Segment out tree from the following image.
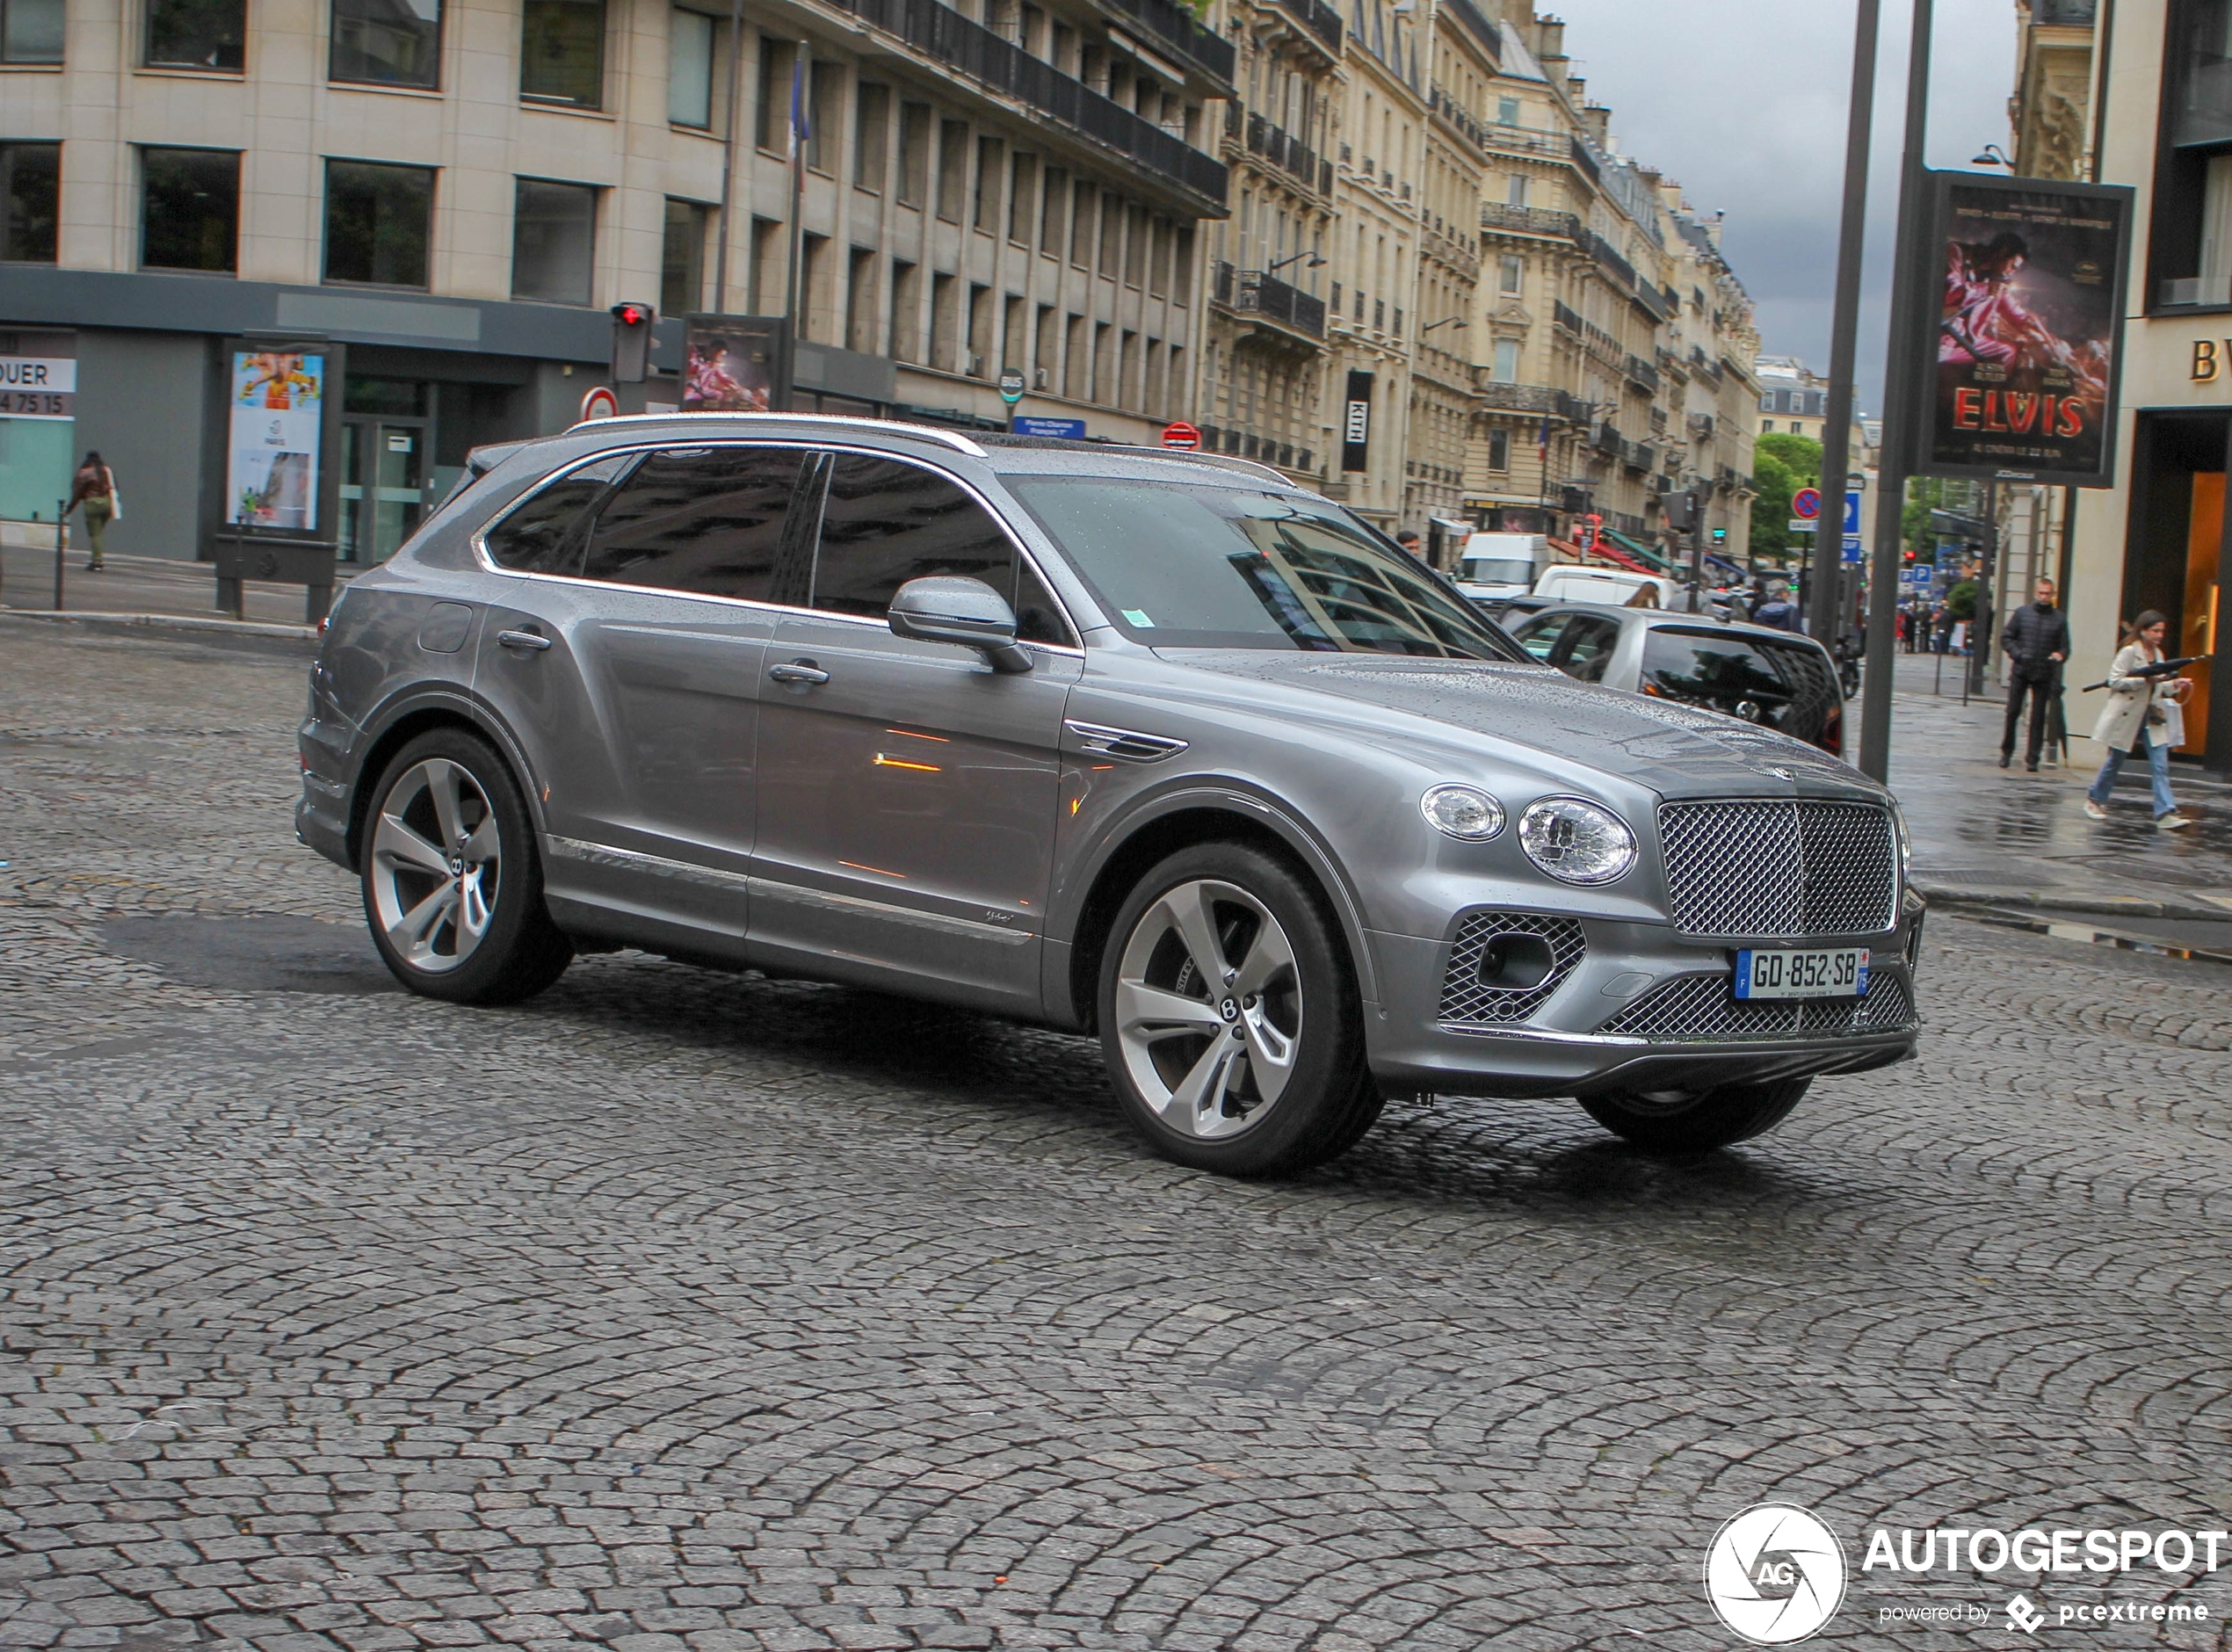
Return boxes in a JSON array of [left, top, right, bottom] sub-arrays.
[[1756, 431, 1823, 489], [1750, 450, 1796, 560]]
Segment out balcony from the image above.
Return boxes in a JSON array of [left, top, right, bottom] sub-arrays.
[[1477, 380, 1590, 423], [1688, 412, 1716, 439], [1622, 353, 1660, 393], [1482, 202, 1580, 239], [1211, 262, 1327, 338], [1095, 0, 1235, 89], [1277, 0, 1343, 51], [1625, 441, 1656, 472], [1689, 345, 1724, 385], [828, 0, 1228, 208], [1592, 421, 1625, 454], [1552, 299, 1584, 334], [1243, 112, 1329, 195], [1572, 226, 1637, 292]]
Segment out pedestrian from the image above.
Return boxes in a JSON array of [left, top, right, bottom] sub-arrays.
[[1751, 578, 1801, 632], [1998, 576, 2070, 772], [1395, 528, 1423, 560], [2084, 610, 2193, 830], [67, 451, 119, 572]]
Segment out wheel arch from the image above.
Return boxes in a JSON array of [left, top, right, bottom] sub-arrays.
[[1061, 786, 1381, 1035], [345, 691, 545, 867]]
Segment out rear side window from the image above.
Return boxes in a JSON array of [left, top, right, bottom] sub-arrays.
[[811, 453, 1051, 632], [1641, 627, 1842, 742], [1556, 615, 1622, 683], [582, 446, 807, 599], [482, 453, 630, 575]]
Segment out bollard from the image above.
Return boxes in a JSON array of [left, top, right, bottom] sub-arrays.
[[54, 497, 66, 612]]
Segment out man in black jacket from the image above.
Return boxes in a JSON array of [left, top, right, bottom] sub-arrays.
[[2000, 577, 2071, 771]]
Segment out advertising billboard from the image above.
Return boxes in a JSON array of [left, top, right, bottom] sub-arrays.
[[1917, 172, 2134, 488], [681, 315, 788, 412], [227, 347, 328, 532]]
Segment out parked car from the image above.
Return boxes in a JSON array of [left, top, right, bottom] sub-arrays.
[[299, 415, 1920, 1174], [1505, 603, 1848, 757], [1533, 564, 1678, 608]]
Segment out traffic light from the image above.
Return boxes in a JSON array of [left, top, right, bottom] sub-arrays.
[[1663, 489, 1699, 533], [1710, 526, 1728, 545], [610, 301, 656, 382]]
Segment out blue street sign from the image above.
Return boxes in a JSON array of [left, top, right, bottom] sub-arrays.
[[1842, 534, 1864, 565], [1844, 491, 1862, 534], [1012, 416, 1086, 438]]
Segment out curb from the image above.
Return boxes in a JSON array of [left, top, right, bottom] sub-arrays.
[[0, 608, 319, 642], [1915, 879, 2232, 923]]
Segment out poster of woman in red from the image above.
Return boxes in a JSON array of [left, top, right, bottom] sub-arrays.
[[1924, 176, 2131, 487]]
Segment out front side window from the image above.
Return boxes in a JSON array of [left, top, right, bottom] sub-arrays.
[[583, 446, 806, 598], [668, 7, 714, 126], [511, 177, 596, 304], [146, 0, 243, 68], [810, 453, 1015, 619], [331, 0, 439, 86], [0, 142, 60, 262], [1009, 478, 1525, 659], [2, 0, 63, 62], [141, 147, 239, 272], [520, 0, 603, 105], [324, 160, 433, 287]]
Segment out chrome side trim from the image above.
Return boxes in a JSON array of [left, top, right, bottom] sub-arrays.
[[547, 834, 753, 894], [1063, 720, 1190, 762], [1435, 1023, 1650, 1047], [748, 876, 1036, 946], [562, 411, 989, 457]]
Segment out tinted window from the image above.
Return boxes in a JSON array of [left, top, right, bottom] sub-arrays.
[[1008, 477, 1524, 659], [1554, 615, 1622, 683], [482, 453, 629, 574], [582, 445, 805, 598], [1506, 612, 1564, 661], [1640, 626, 1842, 744], [812, 454, 1018, 619]]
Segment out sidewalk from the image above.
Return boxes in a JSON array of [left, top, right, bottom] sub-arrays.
[[0, 540, 352, 629], [1876, 649, 2232, 937]]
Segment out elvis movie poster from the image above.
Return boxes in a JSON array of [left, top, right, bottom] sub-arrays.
[[1920, 172, 2133, 488], [679, 315, 786, 413]]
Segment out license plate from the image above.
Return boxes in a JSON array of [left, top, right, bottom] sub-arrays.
[[1734, 946, 1870, 1000]]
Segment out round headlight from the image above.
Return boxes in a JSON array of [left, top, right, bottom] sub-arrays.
[[1518, 797, 1636, 884], [1421, 783, 1505, 841]]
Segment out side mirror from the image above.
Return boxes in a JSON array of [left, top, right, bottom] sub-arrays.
[[888, 576, 1033, 673]]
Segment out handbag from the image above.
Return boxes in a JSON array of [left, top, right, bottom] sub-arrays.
[[105, 471, 123, 524]]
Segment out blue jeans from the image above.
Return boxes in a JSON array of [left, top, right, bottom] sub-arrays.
[[2089, 727, 2178, 817]]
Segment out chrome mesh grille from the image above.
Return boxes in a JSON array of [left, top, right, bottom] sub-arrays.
[[1438, 911, 1587, 1025], [1599, 970, 1917, 1042], [1658, 800, 1899, 938]]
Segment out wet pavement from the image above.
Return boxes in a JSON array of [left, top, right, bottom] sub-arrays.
[[0, 545, 344, 630]]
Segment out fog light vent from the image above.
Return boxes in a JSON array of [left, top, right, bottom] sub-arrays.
[[1439, 912, 1586, 1025]]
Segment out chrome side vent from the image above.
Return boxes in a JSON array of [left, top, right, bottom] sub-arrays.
[[1063, 721, 1189, 763]]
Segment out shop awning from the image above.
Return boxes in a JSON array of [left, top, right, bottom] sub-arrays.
[[1603, 528, 1673, 571]]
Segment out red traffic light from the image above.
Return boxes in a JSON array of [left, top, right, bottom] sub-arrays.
[[612, 302, 651, 327]]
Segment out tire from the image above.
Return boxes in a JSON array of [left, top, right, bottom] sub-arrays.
[[359, 728, 573, 1005], [1580, 1076, 1811, 1155], [1097, 842, 1379, 1176]]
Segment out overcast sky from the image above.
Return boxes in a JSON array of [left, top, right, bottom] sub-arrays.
[[1551, 0, 2019, 413]]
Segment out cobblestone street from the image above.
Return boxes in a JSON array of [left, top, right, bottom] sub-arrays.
[[4, 616, 2231, 1650]]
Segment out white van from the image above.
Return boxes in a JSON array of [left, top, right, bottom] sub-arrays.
[[1453, 533, 1551, 599], [1533, 564, 1678, 608]]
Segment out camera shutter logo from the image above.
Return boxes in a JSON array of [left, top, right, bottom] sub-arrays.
[[1703, 1504, 1848, 1644]]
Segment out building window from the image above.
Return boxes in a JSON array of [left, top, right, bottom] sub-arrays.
[[808, 61, 840, 172], [1488, 429, 1510, 470], [895, 101, 929, 204], [1492, 338, 1519, 381], [331, 0, 438, 86], [1761, 419, 1773, 432], [520, 0, 603, 107], [1496, 95, 1519, 125], [0, 142, 59, 262], [755, 37, 794, 152], [323, 160, 433, 287], [1008, 152, 1036, 244], [145, 0, 244, 69], [973, 135, 1002, 230], [669, 8, 714, 127], [511, 177, 597, 304], [141, 147, 238, 272], [936, 119, 967, 221], [1498, 253, 1522, 295], [1505, 172, 1527, 207], [853, 83, 888, 188], [662, 198, 708, 315], [2, 0, 63, 62]]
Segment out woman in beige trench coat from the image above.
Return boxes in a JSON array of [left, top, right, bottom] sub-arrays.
[[2084, 611, 2192, 830]]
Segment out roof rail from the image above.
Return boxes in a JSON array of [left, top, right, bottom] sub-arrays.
[[561, 410, 989, 458]]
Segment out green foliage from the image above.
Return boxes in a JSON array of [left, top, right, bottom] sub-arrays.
[[1755, 432, 1823, 489], [1750, 450, 1795, 559], [1946, 579, 1978, 621]]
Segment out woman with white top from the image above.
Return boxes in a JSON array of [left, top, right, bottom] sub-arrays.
[[2084, 610, 2193, 830]]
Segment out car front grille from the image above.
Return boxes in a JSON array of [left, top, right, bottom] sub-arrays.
[[1599, 970, 1917, 1042], [1658, 800, 1899, 938], [1438, 911, 1587, 1025]]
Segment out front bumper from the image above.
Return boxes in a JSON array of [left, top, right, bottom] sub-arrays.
[[1362, 903, 1923, 1099]]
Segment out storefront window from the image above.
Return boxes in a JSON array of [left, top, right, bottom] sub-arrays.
[[324, 160, 434, 288], [511, 177, 597, 304], [141, 147, 239, 272], [2, 0, 63, 63], [144, 0, 244, 69], [330, 0, 440, 87], [520, 0, 603, 106], [0, 143, 59, 262]]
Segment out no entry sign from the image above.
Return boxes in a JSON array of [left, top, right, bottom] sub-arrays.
[[1161, 421, 1202, 451]]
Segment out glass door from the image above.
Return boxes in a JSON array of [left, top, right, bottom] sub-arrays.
[[340, 416, 429, 563]]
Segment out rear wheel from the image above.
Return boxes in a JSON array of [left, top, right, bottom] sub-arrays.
[[360, 728, 572, 1004], [1580, 1076, 1811, 1155], [1098, 843, 1380, 1176]]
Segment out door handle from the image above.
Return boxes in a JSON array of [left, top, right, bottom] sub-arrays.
[[768, 660, 830, 685], [497, 629, 553, 652]]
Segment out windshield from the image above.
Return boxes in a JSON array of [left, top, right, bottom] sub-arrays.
[[1007, 477, 1526, 659], [1459, 558, 1534, 586]]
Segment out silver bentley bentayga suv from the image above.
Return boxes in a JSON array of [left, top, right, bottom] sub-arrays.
[[298, 414, 1922, 1174]]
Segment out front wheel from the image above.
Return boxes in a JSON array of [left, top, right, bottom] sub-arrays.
[[1580, 1076, 1811, 1155], [1097, 843, 1380, 1177], [360, 728, 573, 1004]]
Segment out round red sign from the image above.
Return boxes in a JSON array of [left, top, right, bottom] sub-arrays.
[[1161, 421, 1203, 451], [579, 386, 620, 422]]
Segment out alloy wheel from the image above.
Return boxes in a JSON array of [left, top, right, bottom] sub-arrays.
[[368, 757, 501, 974], [1112, 878, 1303, 1139]]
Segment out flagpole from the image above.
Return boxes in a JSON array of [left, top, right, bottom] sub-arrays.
[[784, 45, 809, 411]]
